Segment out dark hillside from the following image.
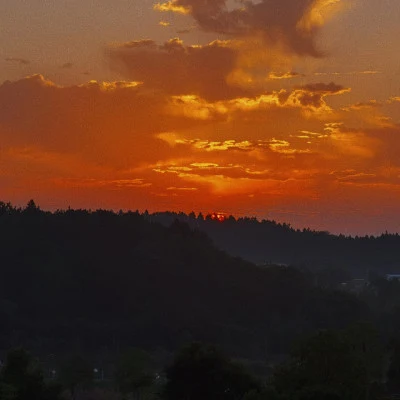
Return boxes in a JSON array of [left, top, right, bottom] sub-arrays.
[[149, 212, 400, 277], [0, 202, 368, 360]]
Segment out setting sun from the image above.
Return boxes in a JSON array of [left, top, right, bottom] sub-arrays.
[[210, 213, 227, 222]]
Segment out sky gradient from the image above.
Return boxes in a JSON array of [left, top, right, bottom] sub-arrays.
[[1, 0, 400, 235]]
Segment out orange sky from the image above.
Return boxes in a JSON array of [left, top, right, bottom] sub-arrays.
[[1, 0, 400, 235]]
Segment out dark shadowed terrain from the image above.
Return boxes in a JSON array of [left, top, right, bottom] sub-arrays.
[[0, 201, 377, 360]]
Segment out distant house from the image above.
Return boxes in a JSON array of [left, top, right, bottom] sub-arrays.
[[257, 262, 289, 268], [339, 278, 367, 294], [385, 274, 400, 281]]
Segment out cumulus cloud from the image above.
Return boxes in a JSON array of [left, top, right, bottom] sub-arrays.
[[285, 82, 350, 109], [2, 75, 346, 174], [163, 83, 350, 123], [296, 82, 347, 93], [154, 1, 191, 14], [268, 72, 303, 80], [106, 0, 349, 104], [344, 100, 381, 109], [314, 70, 382, 77], [110, 1, 346, 99], [107, 38, 252, 101], [120, 39, 157, 49], [154, 0, 343, 56]]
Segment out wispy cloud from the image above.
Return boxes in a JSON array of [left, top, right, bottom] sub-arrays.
[[5, 57, 30, 65]]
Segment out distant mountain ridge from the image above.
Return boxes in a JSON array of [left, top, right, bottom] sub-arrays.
[[149, 211, 400, 277]]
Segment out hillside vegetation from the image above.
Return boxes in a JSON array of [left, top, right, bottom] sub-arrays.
[[0, 201, 372, 360]]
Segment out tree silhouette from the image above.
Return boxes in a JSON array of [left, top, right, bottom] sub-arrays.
[[0, 348, 60, 400], [23, 200, 40, 215], [58, 355, 93, 400], [114, 348, 155, 400], [272, 328, 384, 400], [164, 343, 259, 400]]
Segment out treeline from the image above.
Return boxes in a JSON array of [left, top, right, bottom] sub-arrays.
[[3, 331, 400, 400], [149, 211, 400, 276]]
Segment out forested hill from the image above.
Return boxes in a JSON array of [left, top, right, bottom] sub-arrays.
[[0, 201, 368, 360], [149, 211, 400, 277]]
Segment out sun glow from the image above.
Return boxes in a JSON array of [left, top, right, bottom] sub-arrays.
[[210, 212, 227, 222]]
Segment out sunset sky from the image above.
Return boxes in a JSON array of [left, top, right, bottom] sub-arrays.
[[1, 0, 400, 235]]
